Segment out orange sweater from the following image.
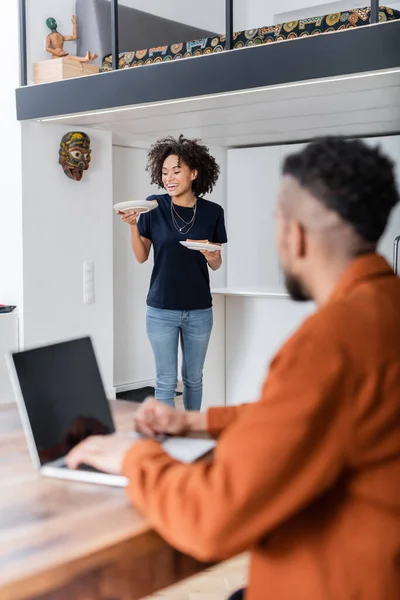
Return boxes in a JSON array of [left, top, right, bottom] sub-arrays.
[[123, 254, 400, 600]]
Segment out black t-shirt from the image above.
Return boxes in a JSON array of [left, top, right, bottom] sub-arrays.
[[138, 194, 227, 310]]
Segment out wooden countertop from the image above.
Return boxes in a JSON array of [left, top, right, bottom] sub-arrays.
[[0, 400, 208, 600]]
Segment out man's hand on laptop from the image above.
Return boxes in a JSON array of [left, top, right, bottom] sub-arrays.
[[133, 397, 207, 437], [65, 399, 208, 475], [65, 433, 135, 475]]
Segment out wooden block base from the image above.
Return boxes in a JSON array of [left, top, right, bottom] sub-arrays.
[[33, 58, 100, 84]]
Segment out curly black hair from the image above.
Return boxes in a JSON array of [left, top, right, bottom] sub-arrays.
[[282, 137, 399, 243], [146, 134, 220, 196]]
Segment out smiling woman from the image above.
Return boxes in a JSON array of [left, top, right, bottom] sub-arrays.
[[118, 135, 227, 411]]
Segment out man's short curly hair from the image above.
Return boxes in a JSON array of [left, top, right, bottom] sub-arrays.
[[146, 134, 220, 196], [282, 137, 399, 244]]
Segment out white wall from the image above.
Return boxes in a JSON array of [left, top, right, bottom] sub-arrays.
[[21, 122, 114, 394], [113, 146, 157, 390], [0, 1, 23, 402], [0, 0, 23, 316], [0, 315, 19, 404], [113, 144, 227, 390], [234, 1, 400, 30], [122, 0, 225, 32]]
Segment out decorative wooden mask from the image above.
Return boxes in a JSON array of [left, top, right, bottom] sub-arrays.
[[59, 132, 91, 181]]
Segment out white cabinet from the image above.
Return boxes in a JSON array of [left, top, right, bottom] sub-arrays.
[[0, 313, 19, 404], [227, 146, 281, 289], [225, 143, 311, 406], [227, 144, 304, 289], [228, 137, 400, 287], [222, 135, 400, 409], [225, 296, 314, 406]]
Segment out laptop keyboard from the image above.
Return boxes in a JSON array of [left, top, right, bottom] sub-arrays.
[[60, 463, 104, 474], [77, 463, 103, 473]]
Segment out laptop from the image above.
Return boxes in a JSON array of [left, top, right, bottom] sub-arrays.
[[7, 337, 216, 488]]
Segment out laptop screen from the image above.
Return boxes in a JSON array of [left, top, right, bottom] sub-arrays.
[[11, 337, 115, 465]]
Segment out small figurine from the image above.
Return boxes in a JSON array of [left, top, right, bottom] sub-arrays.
[[46, 16, 98, 64], [59, 132, 92, 181]]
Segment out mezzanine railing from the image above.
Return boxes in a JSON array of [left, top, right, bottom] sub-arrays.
[[17, 0, 379, 87]]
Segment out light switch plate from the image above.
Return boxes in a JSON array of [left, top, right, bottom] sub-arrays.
[[83, 261, 95, 304]]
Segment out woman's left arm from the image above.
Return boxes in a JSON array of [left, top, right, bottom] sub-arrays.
[[201, 248, 222, 271], [201, 205, 227, 270]]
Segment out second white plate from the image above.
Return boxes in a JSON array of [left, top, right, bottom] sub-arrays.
[[113, 200, 158, 214], [180, 241, 222, 252]]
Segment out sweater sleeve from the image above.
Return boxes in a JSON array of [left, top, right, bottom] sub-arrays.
[[122, 327, 350, 562], [206, 404, 252, 437]]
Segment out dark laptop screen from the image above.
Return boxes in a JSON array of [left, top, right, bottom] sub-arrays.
[[12, 337, 115, 465]]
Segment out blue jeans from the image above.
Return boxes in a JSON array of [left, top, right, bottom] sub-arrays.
[[146, 306, 213, 411]]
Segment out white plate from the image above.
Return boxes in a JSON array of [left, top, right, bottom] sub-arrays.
[[180, 241, 222, 252], [113, 200, 158, 214]]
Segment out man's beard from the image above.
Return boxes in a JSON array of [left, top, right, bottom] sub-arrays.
[[284, 272, 311, 302]]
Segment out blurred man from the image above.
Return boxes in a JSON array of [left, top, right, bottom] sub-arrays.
[[68, 138, 400, 600]]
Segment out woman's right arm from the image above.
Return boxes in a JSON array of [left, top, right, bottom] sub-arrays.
[[119, 211, 152, 263], [130, 222, 151, 263]]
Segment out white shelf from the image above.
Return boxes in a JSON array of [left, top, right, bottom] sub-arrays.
[[212, 286, 289, 299]]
